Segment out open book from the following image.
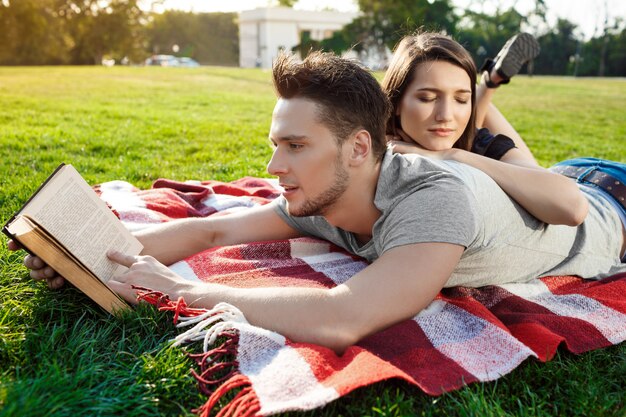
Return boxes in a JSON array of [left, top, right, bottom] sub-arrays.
[[3, 164, 143, 314]]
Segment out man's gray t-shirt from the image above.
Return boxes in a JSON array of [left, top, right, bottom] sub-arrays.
[[273, 150, 626, 287]]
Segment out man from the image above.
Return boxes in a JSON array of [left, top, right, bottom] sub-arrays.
[[13, 52, 626, 354]]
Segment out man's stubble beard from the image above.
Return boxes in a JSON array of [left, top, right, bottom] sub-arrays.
[[288, 155, 349, 218]]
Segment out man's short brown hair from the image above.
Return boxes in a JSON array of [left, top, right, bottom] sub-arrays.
[[272, 51, 391, 160]]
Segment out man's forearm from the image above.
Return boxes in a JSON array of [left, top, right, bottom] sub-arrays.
[[180, 282, 356, 354], [175, 243, 462, 354], [135, 218, 214, 265], [135, 203, 303, 266]]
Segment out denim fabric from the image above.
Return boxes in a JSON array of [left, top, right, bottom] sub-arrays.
[[553, 157, 626, 185], [552, 157, 626, 261]]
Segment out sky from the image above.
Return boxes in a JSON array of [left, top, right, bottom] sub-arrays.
[[153, 0, 625, 40]]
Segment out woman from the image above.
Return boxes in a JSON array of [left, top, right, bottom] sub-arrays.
[[381, 32, 590, 226]]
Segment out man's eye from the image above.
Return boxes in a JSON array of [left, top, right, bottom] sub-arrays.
[[289, 143, 303, 150]]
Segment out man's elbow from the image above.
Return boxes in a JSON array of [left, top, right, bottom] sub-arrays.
[[313, 327, 360, 356], [316, 291, 374, 354], [308, 315, 373, 355]]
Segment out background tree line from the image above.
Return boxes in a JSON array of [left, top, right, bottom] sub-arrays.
[[329, 0, 625, 76], [0, 0, 624, 76], [0, 0, 238, 66]]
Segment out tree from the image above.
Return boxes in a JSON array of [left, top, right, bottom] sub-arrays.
[[60, 0, 146, 64], [0, 0, 71, 65], [342, 0, 458, 56], [576, 25, 626, 77], [274, 0, 298, 6], [0, 0, 147, 65], [455, 7, 526, 69], [146, 11, 238, 66], [605, 26, 626, 76], [533, 18, 579, 75]]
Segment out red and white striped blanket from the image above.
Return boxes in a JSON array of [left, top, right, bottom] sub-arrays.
[[97, 177, 626, 417]]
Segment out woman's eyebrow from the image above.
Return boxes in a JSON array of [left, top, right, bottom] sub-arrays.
[[416, 87, 471, 94]]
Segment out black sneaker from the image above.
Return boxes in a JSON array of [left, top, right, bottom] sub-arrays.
[[480, 33, 540, 87]]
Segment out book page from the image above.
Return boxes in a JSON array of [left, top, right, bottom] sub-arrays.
[[19, 165, 143, 283]]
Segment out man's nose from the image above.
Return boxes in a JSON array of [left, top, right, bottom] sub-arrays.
[[267, 148, 287, 175]]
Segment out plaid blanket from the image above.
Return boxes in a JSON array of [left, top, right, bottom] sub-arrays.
[[97, 177, 626, 417]]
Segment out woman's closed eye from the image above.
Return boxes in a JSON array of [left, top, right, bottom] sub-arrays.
[[417, 95, 437, 103]]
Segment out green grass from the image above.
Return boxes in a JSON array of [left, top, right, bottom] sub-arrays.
[[0, 66, 625, 417]]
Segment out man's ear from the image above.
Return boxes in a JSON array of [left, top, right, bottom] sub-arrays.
[[348, 130, 372, 166]]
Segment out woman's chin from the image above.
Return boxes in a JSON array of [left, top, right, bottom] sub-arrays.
[[420, 141, 456, 152]]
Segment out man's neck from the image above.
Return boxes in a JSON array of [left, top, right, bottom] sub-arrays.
[[323, 161, 382, 239]]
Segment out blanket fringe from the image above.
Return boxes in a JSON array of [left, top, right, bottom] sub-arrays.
[[136, 288, 259, 417], [173, 302, 248, 352], [195, 374, 261, 417], [189, 333, 240, 396], [135, 286, 207, 323]]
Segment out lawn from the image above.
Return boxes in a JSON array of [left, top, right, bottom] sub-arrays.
[[0, 66, 624, 417]]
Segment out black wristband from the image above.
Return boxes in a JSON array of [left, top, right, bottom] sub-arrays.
[[471, 128, 516, 160]]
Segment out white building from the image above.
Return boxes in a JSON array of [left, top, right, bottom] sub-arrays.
[[238, 7, 358, 69]]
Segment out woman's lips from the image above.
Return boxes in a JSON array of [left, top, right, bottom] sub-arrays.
[[428, 128, 455, 137]]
